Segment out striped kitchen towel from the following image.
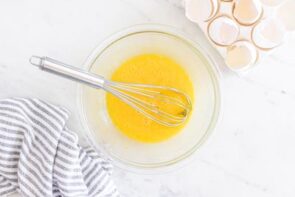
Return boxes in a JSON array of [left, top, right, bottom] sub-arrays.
[[0, 98, 119, 197]]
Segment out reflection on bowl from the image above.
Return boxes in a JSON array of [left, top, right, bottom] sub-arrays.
[[78, 24, 221, 171]]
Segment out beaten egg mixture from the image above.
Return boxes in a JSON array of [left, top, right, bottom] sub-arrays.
[[106, 54, 194, 143]]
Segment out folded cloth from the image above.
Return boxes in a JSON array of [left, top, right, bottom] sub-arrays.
[[0, 98, 119, 197]]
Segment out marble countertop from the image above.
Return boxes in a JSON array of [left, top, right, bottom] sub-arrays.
[[1, 0, 295, 196]]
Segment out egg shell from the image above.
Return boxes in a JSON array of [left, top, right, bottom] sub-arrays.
[[252, 18, 286, 50], [226, 40, 258, 70], [185, 0, 219, 22], [260, 0, 285, 7], [277, 0, 295, 31], [233, 0, 263, 26], [208, 16, 240, 46]]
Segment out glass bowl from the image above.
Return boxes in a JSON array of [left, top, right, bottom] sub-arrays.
[[78, 24, 221, 171]]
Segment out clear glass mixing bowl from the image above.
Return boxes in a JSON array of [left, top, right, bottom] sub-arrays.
[[78, 24, 221, 171]]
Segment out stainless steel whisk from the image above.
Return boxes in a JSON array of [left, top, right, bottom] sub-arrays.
[[30, 56, 192, 127]]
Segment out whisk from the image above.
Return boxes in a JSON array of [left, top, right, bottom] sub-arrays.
[[29, 56, 192, 127]]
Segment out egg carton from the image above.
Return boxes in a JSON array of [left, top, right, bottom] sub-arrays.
[[184, 0, 295, 72]]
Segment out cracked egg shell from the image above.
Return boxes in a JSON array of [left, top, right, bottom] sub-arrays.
[[277, 0, 295, 31], [233, 0, 263, 26], [208, 16, 240, 46], [185, 0, 219, 22], [260, 0, 285, 6], [252, 18, 286, 50], [226, 40, 257, 70]]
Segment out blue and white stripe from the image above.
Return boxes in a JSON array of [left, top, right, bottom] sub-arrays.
[[0, 98, 119, 197]]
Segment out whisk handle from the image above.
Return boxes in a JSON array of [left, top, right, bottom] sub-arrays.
[[30, 56, 105, 89]]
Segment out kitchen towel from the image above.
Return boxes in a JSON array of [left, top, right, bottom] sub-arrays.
[[0, 98, 119, 197]]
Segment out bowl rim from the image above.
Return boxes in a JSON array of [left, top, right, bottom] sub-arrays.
[[77, 23, 223, 172]]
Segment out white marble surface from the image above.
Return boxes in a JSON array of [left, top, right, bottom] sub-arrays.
[[1, 0, 295, 196]]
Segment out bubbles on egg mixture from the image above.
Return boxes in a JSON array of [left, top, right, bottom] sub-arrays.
[[184, 0, 294, 71]]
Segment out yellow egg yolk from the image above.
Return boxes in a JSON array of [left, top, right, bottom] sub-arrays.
[[106, 54, 194, 143]]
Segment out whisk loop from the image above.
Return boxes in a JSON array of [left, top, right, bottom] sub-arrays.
[[30, 56, 192, 127], [104, 82, 192, 127]]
